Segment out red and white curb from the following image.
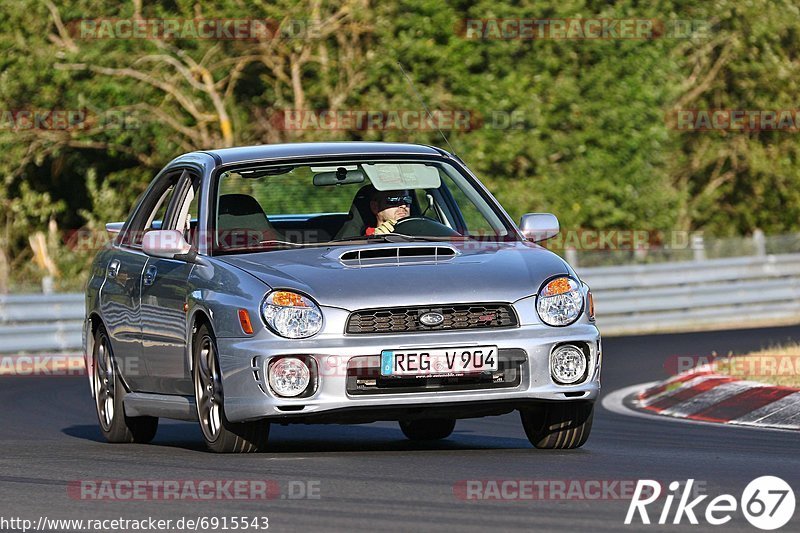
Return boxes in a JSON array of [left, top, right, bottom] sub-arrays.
[[631, 366, 800, 431]]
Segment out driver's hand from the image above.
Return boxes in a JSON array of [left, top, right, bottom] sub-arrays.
[[374, 220, 396, 235]]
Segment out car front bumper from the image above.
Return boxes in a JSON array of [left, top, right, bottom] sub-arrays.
[[215, 321, 601, 423]]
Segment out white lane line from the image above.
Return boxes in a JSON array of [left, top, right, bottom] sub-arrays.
[[783, 410, 800, 425], [734, 391, 800, 423], [601, 382, 799, 434], [730, 391, 800, 429]]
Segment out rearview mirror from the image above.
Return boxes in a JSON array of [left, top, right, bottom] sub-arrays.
[[313, 168, 366, 186], [142, 230, 192, 259], [519, 213, 559, 242]]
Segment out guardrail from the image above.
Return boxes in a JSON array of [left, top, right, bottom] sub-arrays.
[[580, 254, 800, 335], [1, 253, 799, 353], [0, 293, 84, 353]]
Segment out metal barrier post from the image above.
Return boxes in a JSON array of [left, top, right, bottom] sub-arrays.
[[753, 229, 766, 257], [692, 233, 706, 261]]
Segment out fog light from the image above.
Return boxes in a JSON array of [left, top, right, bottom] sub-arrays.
[[550, 345, 587, 385], [268, 357, 310, 397]]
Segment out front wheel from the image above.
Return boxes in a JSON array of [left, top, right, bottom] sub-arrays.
[[520, 402, 594, 449], [399, 418, 456, 441], [92, 325, 158, 443], [193, 324, 270, 453]]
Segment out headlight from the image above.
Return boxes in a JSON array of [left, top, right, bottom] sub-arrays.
[[260, 291, 323, 338], [536, 277, 583, 326], [268, 357, 311, 397]]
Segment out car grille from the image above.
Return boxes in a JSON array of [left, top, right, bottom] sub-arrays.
[[345, 303, 518, 334]]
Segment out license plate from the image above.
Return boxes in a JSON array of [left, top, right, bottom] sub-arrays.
[[380, 346, 498, 377]]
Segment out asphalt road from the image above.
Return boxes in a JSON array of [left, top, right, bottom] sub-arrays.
[[1, 326, 799, 532]]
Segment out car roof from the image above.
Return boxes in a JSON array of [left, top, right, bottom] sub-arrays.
[[189, 142, 449, 166]]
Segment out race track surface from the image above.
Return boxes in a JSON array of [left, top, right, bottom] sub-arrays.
[[1, 326, 799, 532]]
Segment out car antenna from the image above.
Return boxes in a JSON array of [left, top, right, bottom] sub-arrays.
[[396, 61, 458, 158]]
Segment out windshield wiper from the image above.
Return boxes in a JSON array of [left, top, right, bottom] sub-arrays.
[[257, 239, 307, 247], [215, 240, 307, 255]]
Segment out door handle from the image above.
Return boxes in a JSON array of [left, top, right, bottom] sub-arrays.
[[107, 259, 120, 279], [143, 265, 158, 286]]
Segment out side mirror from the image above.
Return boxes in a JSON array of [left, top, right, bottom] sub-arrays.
[[519, 213, 559, 242], [142, 230, 192, 260]]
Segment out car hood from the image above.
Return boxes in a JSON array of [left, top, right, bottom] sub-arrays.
[[217, 241, 572, 310]]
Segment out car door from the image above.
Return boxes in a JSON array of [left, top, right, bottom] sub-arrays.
[[100, 171, 185, 391], [99, 246, 148, 390], [138, 171, 199, 394]]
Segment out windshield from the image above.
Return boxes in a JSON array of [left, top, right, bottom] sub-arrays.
[[212, 159, 515, 254]]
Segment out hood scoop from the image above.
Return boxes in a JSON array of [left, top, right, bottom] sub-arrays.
[[338, 245, 457, 267]]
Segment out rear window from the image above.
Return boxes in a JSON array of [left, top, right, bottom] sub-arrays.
[[218, 166, 356, 215]]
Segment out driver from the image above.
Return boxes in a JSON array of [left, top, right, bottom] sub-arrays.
[[365, 189, 412, 235]]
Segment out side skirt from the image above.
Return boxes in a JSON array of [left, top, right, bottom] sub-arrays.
[[123, 392, 197, 421]]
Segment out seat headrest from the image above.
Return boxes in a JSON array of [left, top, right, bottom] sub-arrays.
[[219, 194, 266, 217], [351, 184, 377, 228]]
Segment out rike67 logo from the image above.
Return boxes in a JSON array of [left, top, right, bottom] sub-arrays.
[[626, 477, 795, 530]]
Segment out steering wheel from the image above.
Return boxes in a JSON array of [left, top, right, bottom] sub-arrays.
[[393, 216, 461, 238]]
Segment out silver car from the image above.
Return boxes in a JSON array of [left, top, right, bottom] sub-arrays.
[[84, 142, 600, 453]]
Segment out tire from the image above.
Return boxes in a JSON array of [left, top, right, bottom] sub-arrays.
[[193, 323, 270, 453], [92, 325, 158, 444], [520, 402, 594, 449], [399, 418, 456, 441]]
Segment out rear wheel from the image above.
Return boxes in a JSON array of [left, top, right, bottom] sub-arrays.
[[193, 324, 270, 453], [399, 418, 456, 441], [93, 325, 158, 443], [520, 402, 594, 449]]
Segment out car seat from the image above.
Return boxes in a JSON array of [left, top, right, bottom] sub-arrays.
[[217, 194, 282, 249], [333, 185, 378, 239]]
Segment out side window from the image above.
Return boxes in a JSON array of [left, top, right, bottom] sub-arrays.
[[121, 172, 182, 247], [174, 179, 200, 244], [146, 186, 176, 233], [438, 170, 505, 236], [131, 185, 175, 247], [414, 189, 443, 223]]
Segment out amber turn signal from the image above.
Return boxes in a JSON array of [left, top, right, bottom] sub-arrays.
[[238, 309, 254, 335], [543, 277, 573, 297], [272, 291, 309, 307]]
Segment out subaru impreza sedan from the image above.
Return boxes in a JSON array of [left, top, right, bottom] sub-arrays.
[[84, 142, 600, 453]]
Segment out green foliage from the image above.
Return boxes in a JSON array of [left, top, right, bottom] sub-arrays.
[[0, 0, 798, 291]]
